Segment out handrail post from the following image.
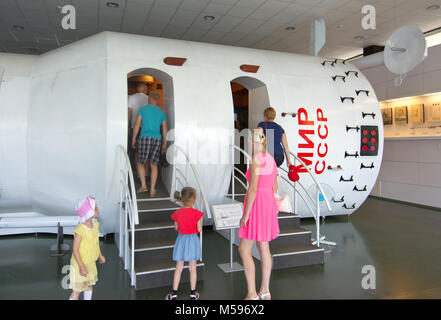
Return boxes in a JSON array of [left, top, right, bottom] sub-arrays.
[[316, 186, 320, 247], [200, 196, 203, 261], [131, 217, 135, 286], [231, 145, 235, 200], [293, 156, 297, 214], [124, 190, 129, 269], [119, 155, 124, 258]]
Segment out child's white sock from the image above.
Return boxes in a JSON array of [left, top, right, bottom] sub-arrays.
[[83, 290, 93, 300]]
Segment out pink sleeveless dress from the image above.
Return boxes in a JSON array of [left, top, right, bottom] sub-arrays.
[[238, 153, 280, 242]]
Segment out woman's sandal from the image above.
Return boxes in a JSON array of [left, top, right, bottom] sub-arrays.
[[137, 187, 148, 194], [258, 292, 271, 300], [165, 293, 177, 300], [190, 292, 200, 300]]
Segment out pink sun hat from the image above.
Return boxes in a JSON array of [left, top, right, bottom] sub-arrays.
[[74, 196, 96, 223]]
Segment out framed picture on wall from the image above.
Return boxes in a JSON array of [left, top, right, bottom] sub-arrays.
[[381, 108, 393, 125], [426, 102, 441, 123], [394, 106, 408, 124], [409, 104, 424, 124]]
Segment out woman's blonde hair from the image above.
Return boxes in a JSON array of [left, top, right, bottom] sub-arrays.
[[252, 127, 266, 145], [264, 107, 276, 121], [174, 187, 196, 203]]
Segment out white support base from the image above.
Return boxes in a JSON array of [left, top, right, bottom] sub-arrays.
[[218, 262, 244, 273], [312, 235, 338, 247]]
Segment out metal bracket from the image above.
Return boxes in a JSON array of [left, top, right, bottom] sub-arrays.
[[353, 185, 368, 192], [356, 89, 370, 96], [343, 203, 356, 209], [345, 151, 359, 158], [281, 112, 297, 118], [332, 75, 346, 82], [332, 196, 344, 203], [327, 165, 342, 170], [340, 175, 354, 182], [360, 162, 375, 169], [345, 70, 359, 77], [321, 60, 336, 66], [346, 125, 360, 132], [50, 223, 71, 257], [341, 97, 355, 103], [362, 112, 376, 119]]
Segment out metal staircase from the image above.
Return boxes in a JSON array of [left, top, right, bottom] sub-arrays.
[[228, 145, 333, 269], [131, 196, 204, 290], [117, 145, 209, 291], [228, 177, 324, 269]]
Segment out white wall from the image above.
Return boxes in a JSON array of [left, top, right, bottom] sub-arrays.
[[371, 138, 441, 208], [0, 53, 37, 210], [362, 44, 441, 208], [361, 45, 441, 101]]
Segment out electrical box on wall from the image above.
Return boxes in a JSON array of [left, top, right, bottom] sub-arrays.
[[360, 125, 379, 156]]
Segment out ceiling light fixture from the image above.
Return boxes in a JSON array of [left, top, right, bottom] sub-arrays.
[[337, 24, 345, 29], [203, 15, 215, 21], [13, 25, 24, 31], [106, 2, 119, 8], [426, 4, 440, 10], [354, 35, 365, 40], [286, 26, 296, 31]]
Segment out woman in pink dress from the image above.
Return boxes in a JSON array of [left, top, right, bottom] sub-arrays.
[[238, 128, 279, 300]]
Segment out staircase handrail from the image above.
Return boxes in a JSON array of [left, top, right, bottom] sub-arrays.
[[230, 145, 333, 247], [289, 151, 332, 212], [117, 145, 138, 286], [171, 144, 212, 219]]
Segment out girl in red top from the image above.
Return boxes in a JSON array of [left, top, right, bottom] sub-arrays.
[[165, 187, 204, 300]]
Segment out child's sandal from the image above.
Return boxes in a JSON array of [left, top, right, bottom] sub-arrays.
[[190, 292, 200, 300], [165, 293, 177, 300]]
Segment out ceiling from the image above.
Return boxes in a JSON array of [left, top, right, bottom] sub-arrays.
[[1, 0, 441, 59]]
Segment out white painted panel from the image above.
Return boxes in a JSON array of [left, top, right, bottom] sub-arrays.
[[382, 140, 419, 162], [380, 181, 441, 208], [422, 69, 441, 95], [0, 54, 37, 210], [387, 74, 424, 100], [371, 81, 388, 101], [379, 161, 419, 185], [423, 44, 441, 73], [418, 139, 441, 164], [361, 65, 390, 85], [418, 162, 441, 188]]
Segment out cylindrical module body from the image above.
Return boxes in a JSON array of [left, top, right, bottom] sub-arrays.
[[0, 32, 383, 233]]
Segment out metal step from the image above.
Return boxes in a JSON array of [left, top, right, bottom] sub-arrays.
[[277, 212, 300, 228], [136, 200, 180, 212], [133, 227, 177, 245], [135, 259, 204, 290], [272, 225, 312, 247], [137, 209, 175, 227], [134, 180, 170, 201], [270, 242, 324, 270], [133, 237, 175, 252]]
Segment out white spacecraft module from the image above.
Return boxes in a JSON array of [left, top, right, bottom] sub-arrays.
[[0, 32, 383, 234]]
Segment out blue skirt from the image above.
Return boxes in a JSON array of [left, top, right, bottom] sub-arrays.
[[173, 233, 201, 262]]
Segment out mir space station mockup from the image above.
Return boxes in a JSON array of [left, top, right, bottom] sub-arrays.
[[0, 31, 383, 235]]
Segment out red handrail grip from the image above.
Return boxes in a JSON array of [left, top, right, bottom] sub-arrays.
[[163, 57, 187, 66], [240, 64, 260, 73]]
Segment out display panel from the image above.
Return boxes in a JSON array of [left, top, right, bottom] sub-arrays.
[[360, 125, 379, 156]]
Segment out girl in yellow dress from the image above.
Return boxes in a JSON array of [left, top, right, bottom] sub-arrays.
[[69, 196, 106, 300]]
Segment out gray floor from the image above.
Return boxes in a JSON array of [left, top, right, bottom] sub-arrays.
[[1, 197, 440, 300]]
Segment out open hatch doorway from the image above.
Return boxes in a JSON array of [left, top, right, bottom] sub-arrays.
[[127, 68, 175, 198], [230, 76, 271, 175]]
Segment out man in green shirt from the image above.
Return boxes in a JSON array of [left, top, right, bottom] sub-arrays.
[[132, 91, 168, 196]]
